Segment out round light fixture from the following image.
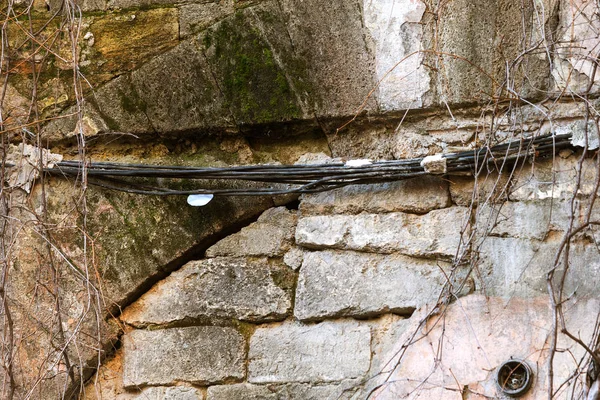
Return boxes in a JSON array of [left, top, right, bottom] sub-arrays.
[[496, 359, 533, 397]]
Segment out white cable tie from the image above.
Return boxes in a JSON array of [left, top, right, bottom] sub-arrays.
[[187, 194, 214, 206], [344, 159, 372, 167], [420, 154, 447, 174]]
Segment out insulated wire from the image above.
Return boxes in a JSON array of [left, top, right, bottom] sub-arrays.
[[40, 133, 574, 196]]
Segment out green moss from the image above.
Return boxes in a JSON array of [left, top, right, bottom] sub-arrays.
[[119, 87, 147, 114], [232, 320, 258, 341], [204, 11, 302, 124], [270, 262, 297, 293]]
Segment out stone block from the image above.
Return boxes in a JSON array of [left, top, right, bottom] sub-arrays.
[[92, 74, 153, 134], [296, 207, 469, 258], [434, 0, 496, 104], [179, 2, 234, 38], [477, 236, 600, 298], [283, 247, 304, 270], [206, 207, 297, 257], [275, 0, 377, 117], [207, 382, 361, 400], [476, 199, 573, 240], [131, 39, 232, 134], [294, 250, 446, 321], [87, 8, 179, 83], [123, 326, 245, 387], [201, 7, 307, 125], [449, 172, 510, 206], [133, 386, 203, 399], [510, 155, 598, 201], [248, 320, 371, 383], [299, 176, 450, 215], [121, 257, 295, 325]]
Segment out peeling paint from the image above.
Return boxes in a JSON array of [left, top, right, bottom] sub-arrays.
[[363, 0, 430, 110]]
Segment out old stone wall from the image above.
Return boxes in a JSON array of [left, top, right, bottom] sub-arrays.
[[2, 0, 600, 399], [79, 148, 600, 399]]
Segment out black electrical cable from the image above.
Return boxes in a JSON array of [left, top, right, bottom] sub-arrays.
[[38, 133, 574, 196]]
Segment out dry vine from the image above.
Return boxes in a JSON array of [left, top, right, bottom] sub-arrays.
[[351, 0, 600, 399], [2, 0, 600, 399], [0, 0, 103, 398]]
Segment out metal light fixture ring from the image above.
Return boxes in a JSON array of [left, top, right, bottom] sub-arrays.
[[496, 359, 533, 397]]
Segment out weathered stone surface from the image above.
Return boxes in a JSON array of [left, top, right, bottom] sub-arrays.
[[206, 207, 297, 257], [86, 9, 179, 84], [248, 320, 371, 383], [294, 250, 446, 321], [477, 236, 600, 298], [392, 128, 443, 159], [123, 326, 245, 387], [83, 349, 205, 400], [41, 102, 110, 142], [296, 207, 468, 258], [1, 84, 30, 134], [121, 257, 294, 325], [493, 0, 556, 98], [449, 172, 510, 206], [207, 381, 361, 400], [79, 0, 107, 11], [91, 74, 154, 134], [275, 0, 377, 117], [179, 2, 235, 38], [300, 176, 450, 215], [369, 295, 598, 399], [283, 247, 304, 270], [477, 199, 573, 240], [363, 0, 430, 110], [133, 386, 203, 400], [108, 0, 209, 9], [202, 7, 307, 125], [368, 314, 411, 376], [432, 0, 495, 104], [429, 0, 554, 104], [567, 119, 600, 150], [510, 155, 598, 201], [130, 38, 232, 134], [82, 348, 127, 400], [553, 0, 600, 92]]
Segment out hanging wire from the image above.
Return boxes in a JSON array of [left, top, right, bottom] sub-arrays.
[[37, 133, 573, 196]]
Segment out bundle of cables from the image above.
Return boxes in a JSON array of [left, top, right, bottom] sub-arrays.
[[43, 133, 573, 198]]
